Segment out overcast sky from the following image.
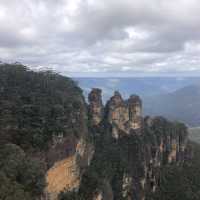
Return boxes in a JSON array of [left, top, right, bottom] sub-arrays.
[[0, 0, 200, 77]]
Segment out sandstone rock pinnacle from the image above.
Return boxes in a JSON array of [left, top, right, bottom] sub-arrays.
[[88, 89, 143, 138], [88, 88, 104, 126]]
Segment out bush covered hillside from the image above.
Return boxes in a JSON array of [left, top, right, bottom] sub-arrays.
[[146, 142, 200, 200], [1, 63, 200, 200], [0, 64, 86, 199]]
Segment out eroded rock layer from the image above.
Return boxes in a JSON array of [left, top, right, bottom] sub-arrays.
[[88, 88, 104, 126], [45, 88, 190, 200], [46, 155, 79, 200], [105, 91, 143, 138], [85, 89, 190, 200]]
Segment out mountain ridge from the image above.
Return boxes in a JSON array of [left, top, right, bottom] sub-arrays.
[[0, 64, 195, 200], [144, 84, 200, 126]]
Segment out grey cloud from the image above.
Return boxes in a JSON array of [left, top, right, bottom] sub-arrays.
[[0, 0, 200, 76]]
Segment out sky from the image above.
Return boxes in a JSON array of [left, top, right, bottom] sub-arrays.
[[0, 0, 200, 77]]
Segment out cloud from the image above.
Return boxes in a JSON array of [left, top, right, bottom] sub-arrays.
[[0, 0, 200, 76]]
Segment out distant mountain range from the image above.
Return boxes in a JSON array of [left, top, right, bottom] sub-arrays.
[[144, 84, 200, 127], [75, 77, 200, 126]]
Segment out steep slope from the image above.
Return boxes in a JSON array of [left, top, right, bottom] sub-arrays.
[[0, 65, 193, 200], [0, 64, 93, 200], [144, 84, 200, 126], [146, 141, 200, 200], [60, 89, 190, 200]]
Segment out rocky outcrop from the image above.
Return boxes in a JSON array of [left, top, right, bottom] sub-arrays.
[[88, 88, 104, 126], [44, 93, 94, 200], [4, 65, 190, 200], [46, 154, 79, 200], [45, 136, 94, 199], [87, 89, 189, 200], [128, 95, 143, 130], [106, 91, 129, 138], [89, 90, 143, 139], [44, 88, 190, 200], [106, 92, 143, 138], [143, 117, 188, 196]]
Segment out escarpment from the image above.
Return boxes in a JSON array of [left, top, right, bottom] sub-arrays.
[[77, 89, 190, 200], [0, 64, 191, 200], [44, 93, 94, 200], [0, 65, 94, 200], [45, 138, 93, 200]]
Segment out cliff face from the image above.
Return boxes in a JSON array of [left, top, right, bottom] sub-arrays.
[[0, 65, 95, 200], [88, 88, 104, 126], [44, 88, 189, 200], [46, 155, 79, 200], [86, 89, 189, 200], [45, 98, 94, 200], [98, 90, 143, 139], [0, 65, 191, 200], [88, 89, 143, 134]]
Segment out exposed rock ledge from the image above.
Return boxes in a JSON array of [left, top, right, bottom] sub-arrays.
[[45, 138, 94, 200]]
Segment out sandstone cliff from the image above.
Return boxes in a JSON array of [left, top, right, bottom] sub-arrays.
[[0, 64, 95, 200], [0, 65, 191, 200], [44, 97, 94, 200], [89, 89, 143, 138], [88, 88, 104, 126], [45, 88, 189, 200], [83, 89, 189, 200]]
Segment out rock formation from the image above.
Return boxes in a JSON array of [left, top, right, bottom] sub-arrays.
[[88, 88, 104, 126], [89, 90, 143, 138], [0, 65, 191, 200], [128, 95, 143, 130], [44, 96, 94, 200], [86, 89, 189, 200], [45, 88, 190, 200]]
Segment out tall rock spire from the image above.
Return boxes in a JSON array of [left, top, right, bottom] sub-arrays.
[[88, 89, 143, 138], [106, 92, 143, 138], [128, 95, 143, 130], [106, 91, 129, 138], [88, 88, 104, 126]]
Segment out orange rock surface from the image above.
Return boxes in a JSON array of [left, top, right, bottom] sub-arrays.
[[46, 155, 80, 200]]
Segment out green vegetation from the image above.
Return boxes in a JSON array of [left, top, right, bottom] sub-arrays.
[[1, 63, 200, 200], [59, 117, 200, 200], [59, 190, 80, 200], [0, 64, 84, 151], [147, 142, 200, 200], [0, 64, 85, 199], [58, 124, 145, 200], [0, 144, 45, 200]]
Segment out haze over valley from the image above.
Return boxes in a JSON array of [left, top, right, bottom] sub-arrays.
[[76, 77, 200, 126]]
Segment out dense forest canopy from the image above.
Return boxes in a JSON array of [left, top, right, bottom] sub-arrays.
[[0, 63, 84, 151], [146, 142, 200, 200], [1, 64, 200, 200], [0, 64, 85, 199]]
